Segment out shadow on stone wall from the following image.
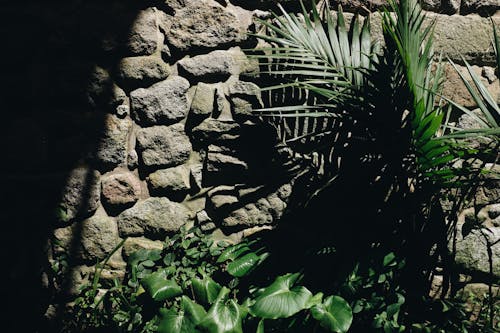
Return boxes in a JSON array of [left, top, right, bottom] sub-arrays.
[[0, 1, 146, 331]]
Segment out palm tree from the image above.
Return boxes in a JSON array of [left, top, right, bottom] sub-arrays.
[[251, 0, 499, 329]]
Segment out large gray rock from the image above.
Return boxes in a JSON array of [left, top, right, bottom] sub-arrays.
[[79, 211, 121, 263], [191, 118, 240, 144], [131, 76, 190, 126], [166, 1, 250, 52], [57, 166, 101, 224], [178, 48, 257, 82], [95, 115, 132, 169], [117, 56, 170, 90], [123, 237, 163, 258], [190, 83, 216, 120], [126, 8, 160, 56], [226, 78, 263, 120], [101, 171, 142, 208], [147, 164, 191, 195], [454, 226, 500, 279], [428, 13, 500, 66], [117, 197, 191, 237], [178, 51, 239, 82], [136, 124, 192, 168]]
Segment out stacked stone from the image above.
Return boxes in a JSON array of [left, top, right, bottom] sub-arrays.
[[328, 0, 499, 15], [49, 0, 499, 298], [50, 0, 291, 292]]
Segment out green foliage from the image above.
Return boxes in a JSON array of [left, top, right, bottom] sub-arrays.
[[249, 273, 313, 319], [251, 2, 500, 331], [68, 227, 352, 332]]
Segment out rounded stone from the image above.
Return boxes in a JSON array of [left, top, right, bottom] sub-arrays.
[[126, 7, 160, 56], [95, 115, 133, 169], [117, 56, 171, 91], [117, 197, 192, 238], [78, 211, 121, 263], [101, 171, 142, 208], [131, 76, 190, 126], [136, 123, 193, 168], [147, 165, 191, 195], [57, 166, 101, 224], [123, 237, 164, 258], [166, 1, 250, 52]]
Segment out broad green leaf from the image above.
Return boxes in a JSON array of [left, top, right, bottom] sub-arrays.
[[140, 270, 182, 302], [192, 276, 222, 305], [158, 309, 200, 333], [199, 287, 243, 333], [311, 296, 353, 333], [249, 273, 313, 319], [181, 296, 207, 324], [217, 241, 255, 263], [227, 253, 260, 278]]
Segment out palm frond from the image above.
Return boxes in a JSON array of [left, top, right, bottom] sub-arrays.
[[252, 1, 376, 121]]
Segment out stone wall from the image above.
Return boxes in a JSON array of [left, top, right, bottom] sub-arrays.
[[1, 0, 499, 329], [50, 0, 500, 296]]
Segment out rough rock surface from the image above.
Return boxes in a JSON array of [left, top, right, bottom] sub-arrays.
[[222, 185, 290, 227], [95, 115, 132, 169], [226, 78, 262, 119], [190, 83, 216, 119], [136, 124, 192, 168], [117, 197, 191, 237], [126, 8, 160, 56], [441, 63, 499, 108], [179, 50, 239, 82], [101, 171, 142, 208], [166, 1, 250, 52], [191, 118, 240, 144], [206, 144, 248, 178], [461, 0, 500, 14], [179, 48, 257, 82], [117, 56, 170, 90], [78, 211, 121, 263], [123, 237, 163, 258], [57, 167, 101, 224], [147, 164, 191, 195], [131, 76, 190, 126], [454, 226, 500, 278]]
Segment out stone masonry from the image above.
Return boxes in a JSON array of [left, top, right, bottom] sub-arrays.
[[47, 0, 500, 300]]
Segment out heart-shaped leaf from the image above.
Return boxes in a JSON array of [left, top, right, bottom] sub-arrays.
[[158, 296, 207, 333], [227, 253, 260, 277], [249, 273, 313, 319], [192, 276, 222, 305], [199, 287, 243, 333], [311, 295, 353, 333], [140, 270, 182, 302]]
